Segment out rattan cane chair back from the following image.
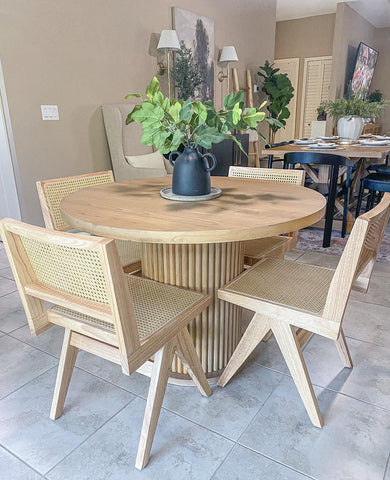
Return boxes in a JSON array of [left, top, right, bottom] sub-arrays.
[[323, 192, 390, 321], [228, 167, 305, 263], [228, 166, 305, 185], [36, 171, 141, 271], [37, 171, 114, 231]]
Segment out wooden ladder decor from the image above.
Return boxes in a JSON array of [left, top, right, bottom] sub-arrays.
[[232, 67, 259, 167]]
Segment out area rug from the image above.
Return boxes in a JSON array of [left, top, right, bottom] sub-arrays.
[[297, 227, 390, 264]]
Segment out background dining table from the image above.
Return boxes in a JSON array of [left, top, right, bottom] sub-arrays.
[[262, 142, 390, 232], [60, 176, 326, 383]]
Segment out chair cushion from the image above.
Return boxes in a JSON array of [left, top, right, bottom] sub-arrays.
[[51, 275, 205, 341], [223, 257, 335, 314], [125, 151, 167, 170]]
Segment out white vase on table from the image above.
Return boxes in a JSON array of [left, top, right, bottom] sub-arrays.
[[337, 116, 364, 142]]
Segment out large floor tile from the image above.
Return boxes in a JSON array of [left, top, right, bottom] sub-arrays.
[[162, 363, 283, 440], [296, 251, 340, 269], [47, 396, 234, 480], [0, 367, 135, 474], [239, 377, 390, 480], [0, 276, 17, 297], [385, 457, 390, 480], [249, 336, 289, 375], [0, 247, 10, 269], [10, 324, 64, 357], [76, 350, 150, 397], [343, 299, 390, 348], [0, 265, 14, 280], [373, 261, 390, 277], [351, 273, 390, 308], [0, 446, 43, 479], [284, 249, 305, 261], [303, 335, 390, 410], [0, 291, 28, 333], [0, 336, 58, 399], [212, 444, 311, 480]]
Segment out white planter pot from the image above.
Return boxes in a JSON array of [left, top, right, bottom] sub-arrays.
[[337, 116, 364, 142]]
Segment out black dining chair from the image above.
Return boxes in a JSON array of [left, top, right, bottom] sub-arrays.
[[283, 151, 354, 248], [356, 173, 390, 217], [266, 141, 294, 168]]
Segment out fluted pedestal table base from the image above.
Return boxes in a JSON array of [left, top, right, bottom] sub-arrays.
[[141, 241, 245, 383]]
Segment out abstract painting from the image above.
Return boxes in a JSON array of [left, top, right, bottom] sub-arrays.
[[172, 7, 214, 101]]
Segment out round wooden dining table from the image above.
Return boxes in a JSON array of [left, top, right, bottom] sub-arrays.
[[61, 176, 326, 381]]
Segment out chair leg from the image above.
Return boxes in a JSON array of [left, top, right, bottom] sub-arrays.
[[50, 328, 78, 420], [355, 180, 365, 218], [263, 329, 273, 341], [335, 328, 353, 368], [175, 327, 212, 397], [135, 339, 175, 470], [218, 313, 270, 387], [271, 321, 323, 428]]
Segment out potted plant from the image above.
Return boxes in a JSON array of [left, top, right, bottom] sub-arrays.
[[319, 92, 388, 141], [126, 77, 267, 197], [257, 60, 294, 144], [173, 42, 204, 100]]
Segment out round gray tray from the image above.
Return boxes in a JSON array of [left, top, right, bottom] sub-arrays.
[[160, 187, 222, 202]]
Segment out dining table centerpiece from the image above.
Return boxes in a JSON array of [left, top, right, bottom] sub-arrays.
[[125, 77, 268, 199]]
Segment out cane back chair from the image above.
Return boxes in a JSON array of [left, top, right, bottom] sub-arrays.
[[217, 193, 390, 428], [0, 219, 211, 470], [228, 167, 305, 265], [36, 171, 141, 273]]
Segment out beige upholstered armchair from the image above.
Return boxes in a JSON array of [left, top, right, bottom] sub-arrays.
[[101, 103, 173, 180]]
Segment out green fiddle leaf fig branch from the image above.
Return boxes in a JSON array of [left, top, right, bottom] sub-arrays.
[[126, 77, 267, 155]]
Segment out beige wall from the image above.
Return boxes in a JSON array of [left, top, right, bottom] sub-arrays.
[[275, 14, 335, 137], [0, 0, 276, 225], [370, 28, 390, 133]]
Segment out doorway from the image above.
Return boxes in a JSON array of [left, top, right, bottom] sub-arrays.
[[0, 59, 21, 220]]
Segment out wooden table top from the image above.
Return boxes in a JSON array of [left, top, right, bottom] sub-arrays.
[[60, 177, 326, 244], [261, 143, 390, 161]]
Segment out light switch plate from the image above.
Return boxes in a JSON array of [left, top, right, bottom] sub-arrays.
[[41, 105, 59, 121]]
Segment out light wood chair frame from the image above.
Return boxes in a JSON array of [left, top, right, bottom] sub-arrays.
[[228, 166, 305, 264], [36, 170, 141, 273], [217, 193, 390, 427], [0, 219, 211, 470]]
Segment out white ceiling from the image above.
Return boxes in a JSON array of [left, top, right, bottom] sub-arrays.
[[276, 0, 390, 28]]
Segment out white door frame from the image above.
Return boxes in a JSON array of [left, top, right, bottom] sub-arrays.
[[0, 59, 21, 220], [299, 56, 332, 138]]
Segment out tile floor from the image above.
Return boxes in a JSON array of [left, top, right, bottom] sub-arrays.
[[0, 244, 389, 480]]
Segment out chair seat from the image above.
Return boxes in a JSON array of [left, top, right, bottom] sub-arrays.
[[51, 275, 205, 341], [244, 236, 292, 264], [361, 173, 390, 191], [223, 257, 335, 314]]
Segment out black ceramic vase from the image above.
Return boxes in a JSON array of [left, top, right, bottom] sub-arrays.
[[169, 147, 217, 196]]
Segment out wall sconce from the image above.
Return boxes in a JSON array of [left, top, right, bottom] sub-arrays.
[[217, 46, 239, 93], [157, 30, 180, 99]]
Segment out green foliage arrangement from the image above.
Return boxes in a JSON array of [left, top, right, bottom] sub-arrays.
[[319, 97, 388, 120], [173, 42, 203, 100], [257, 60, 294, 143], [126, 77, 267, 154]]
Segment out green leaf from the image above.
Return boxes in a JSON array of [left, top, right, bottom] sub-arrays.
[[194, 127, 226, 148], [124, 93, 141, 98], [126, 104, 142, 124], [145, 77, 160, 99], [179, 99, 193, 121], [232, 102, 242, 125], [171, 129, 185, 147], [192, 102, 207, 123], [169, 102, 182, 122], [243, 109, 265, 128]]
